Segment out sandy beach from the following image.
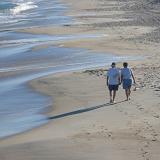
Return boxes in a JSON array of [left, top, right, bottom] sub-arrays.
[[0, 0, 160, 159]]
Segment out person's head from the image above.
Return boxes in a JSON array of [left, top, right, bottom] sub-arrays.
[[111, 62, 116, 68], [123, 62, 128, 68]]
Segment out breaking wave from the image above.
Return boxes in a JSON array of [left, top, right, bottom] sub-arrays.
[[10, 2, 38, 15]]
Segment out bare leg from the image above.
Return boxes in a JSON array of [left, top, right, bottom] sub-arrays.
[[113, 90, 116, 103], [125, 89, 129, 101], [109, 90, 113, 103], [128, 88, 131, 100]]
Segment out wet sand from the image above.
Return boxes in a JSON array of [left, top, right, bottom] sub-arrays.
[[1, 0, 160, 159]]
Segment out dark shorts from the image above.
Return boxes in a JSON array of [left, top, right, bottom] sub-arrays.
[[108, 85, 119, 91], [123, 79, 132, 89]]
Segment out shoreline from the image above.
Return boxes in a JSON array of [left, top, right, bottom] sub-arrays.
[[0, 0, 160, 159]]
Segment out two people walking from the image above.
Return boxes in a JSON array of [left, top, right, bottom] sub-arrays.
[[107, 62, 136, 103]]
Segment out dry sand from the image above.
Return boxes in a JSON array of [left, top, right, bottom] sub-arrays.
[[1, 0, 160, 159]]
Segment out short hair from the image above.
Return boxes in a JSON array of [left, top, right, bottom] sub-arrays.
[[111, 62, 116, 66], [123, 62, 128, 67]]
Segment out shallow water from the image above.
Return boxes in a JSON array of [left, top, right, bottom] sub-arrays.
[[0, 0, 137, 139]]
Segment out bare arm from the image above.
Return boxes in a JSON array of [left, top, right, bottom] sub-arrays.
[[121, 74, 123, 83], [107, 76, 109, 86], [131, 70, 136, 84]]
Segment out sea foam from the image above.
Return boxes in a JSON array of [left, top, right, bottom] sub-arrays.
[[10, 2, 38, 15]]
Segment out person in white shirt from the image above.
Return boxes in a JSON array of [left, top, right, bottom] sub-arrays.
[[107, 62, 120, 103], [121, 62, 136, 101]]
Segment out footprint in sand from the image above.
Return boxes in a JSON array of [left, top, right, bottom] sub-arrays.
[[104, 130, 113, 139], [153, 114, 160, 119], [135, 104, 144, 111], [143, 141, 150, 148], [140, 147, 150, 160], [98, 126, 113, 140], [143, 121, 159, 142]]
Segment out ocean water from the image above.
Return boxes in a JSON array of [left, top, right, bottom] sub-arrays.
[[0, 0, 136, 139], [0, 0, 71, 31]]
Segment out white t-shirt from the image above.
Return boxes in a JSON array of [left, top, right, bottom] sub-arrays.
[[121, 68, 132, 79], [107, 68, 120, 85]]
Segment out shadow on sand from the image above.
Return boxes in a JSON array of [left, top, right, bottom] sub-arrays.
[[48, 100, 125, 120]]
